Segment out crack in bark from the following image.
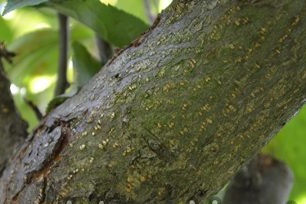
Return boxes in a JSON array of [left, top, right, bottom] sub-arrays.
[[10, 121, 71, 203], [38, 177, 47, 204]]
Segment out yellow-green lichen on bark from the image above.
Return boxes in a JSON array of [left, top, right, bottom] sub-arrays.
[[2, 0, 306, 203], [50, 0, 306, 202]]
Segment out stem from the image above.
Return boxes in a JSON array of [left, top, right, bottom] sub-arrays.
[[95, 34, 113, 65], [144, 0, 156, 24], [55, 13, 69, 96], [24, 98, 43, 120]]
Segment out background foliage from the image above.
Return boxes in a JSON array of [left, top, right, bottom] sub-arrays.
[[0, 0, 305, 203]]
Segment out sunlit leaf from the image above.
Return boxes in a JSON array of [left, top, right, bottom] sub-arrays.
[[115, 0, 148, 23], [6, 25, 93, 84], [72, 41, 101, 87], [6, 29, 58, 86], [48, 0, 149, 47]]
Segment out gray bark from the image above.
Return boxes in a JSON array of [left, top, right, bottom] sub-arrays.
[[1, 0, 306, 203]]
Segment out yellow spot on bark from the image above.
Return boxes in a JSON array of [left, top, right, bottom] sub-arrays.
[[79, 144, 86, 150]]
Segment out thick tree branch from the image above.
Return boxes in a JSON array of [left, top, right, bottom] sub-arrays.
[[1, 0, 306, 203]]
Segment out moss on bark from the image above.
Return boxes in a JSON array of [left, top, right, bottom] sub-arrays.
[[1, 0, 306, 203]]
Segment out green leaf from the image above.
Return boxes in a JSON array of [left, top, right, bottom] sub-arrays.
[[265, 106, 306, 200], [0, 15, 13, 41], [48, 0, 149, 47], [6, 29, 58, 86], [115, 0, 149, 23], [46, 85, 78, 113], [46, 94, 69, 113], [3, 0, 48, 15], [4, 0, 149, 46], [72, 41, 101, 87], [12, 93, 39, 131], [7, 25, 92, 86]]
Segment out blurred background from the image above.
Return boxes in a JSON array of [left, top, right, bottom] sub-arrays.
[[0, 0, 305, 203]]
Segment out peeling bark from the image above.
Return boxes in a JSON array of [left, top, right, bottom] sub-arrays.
[[1, 0, 306, 203]]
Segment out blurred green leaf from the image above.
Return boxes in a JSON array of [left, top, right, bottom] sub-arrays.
[[3, 0, 47, 14], [7, 29, 58, 85], [48, 0, 149, 47], [46, 82, 79, 113], [72, 41, 100, 87], [115, 0, 148, 23], [6, 25, 93, 85], [265, 105, 306, 200], [0, 15, 14, 41], [12, 93, 39, 131], [4, 0, 149, 46], [70, 21, 95, 44], [46, 94, 68, 113]]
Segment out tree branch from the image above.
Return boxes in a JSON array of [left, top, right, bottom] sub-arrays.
[[54, 13, 69, 96], [0, 43, 27, 175], [0, 0, 306, 203]]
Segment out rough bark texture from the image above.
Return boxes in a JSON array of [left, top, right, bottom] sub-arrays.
[[1, 0, 306, 203]]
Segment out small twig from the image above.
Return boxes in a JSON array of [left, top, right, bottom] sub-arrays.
[[0, 42, 16, 70], [95, 34, 113, 65], [55, 13, 69, 96], [24, 98, 43, 120]]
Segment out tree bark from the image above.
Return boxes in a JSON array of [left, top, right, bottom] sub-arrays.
[[0, 44, 28, 176], [1, 0, 306, 203]]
